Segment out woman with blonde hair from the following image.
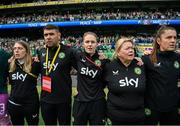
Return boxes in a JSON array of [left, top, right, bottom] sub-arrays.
[[8, 41, 40, 125], [104, 37, 146, 125]]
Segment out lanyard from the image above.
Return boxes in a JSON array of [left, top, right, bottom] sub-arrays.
[[17, 62, 38, 78], [28, 73, 38, 78], [85, 56, 102, 69], [46, 45, 60, 75]]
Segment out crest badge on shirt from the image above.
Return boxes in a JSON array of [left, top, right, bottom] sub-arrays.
[[59, 52, 65, 59], [174, 61, 179, 69], [134, 67, 141, 75], [95, 59, 101, 66], [145, 108, 151, 116]]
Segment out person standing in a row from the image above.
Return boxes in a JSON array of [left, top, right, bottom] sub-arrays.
[[143, 26, 180, 125], [103, 37, 146, 125], [8, 41, 40, 125], [0, 48, 12, 125], [39, 24, 75, 125], [72, 32, 109, 125]]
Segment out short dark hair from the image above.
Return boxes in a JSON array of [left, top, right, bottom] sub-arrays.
[[43, 24, 60, 32]]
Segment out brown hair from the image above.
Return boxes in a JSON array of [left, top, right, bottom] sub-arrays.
[[9, 41, 32, 73], [150, 25, 176, 63], [83, 32, 98, 41]]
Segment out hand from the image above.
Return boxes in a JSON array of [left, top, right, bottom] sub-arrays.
[[8, 56, 14, 63], [175, 49, 180, 54], [144, 50, 152, 55], [98, 53, 107, 60], [134, 57, 144, 66], [32, 56, 39, 62]]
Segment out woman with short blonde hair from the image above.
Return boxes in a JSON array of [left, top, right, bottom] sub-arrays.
[[104, 37, 146, 125]]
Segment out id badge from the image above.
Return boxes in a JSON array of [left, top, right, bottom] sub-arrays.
[[42, 76, 52, 93]]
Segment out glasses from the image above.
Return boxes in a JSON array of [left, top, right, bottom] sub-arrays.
[[13, 47, 25, 51]]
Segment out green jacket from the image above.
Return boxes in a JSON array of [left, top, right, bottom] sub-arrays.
[[0, 49, 11, 93]]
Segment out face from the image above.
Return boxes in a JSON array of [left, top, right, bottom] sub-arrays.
[[117, 41, 134, 62], [83, 34, 98, 56], [13, 43, 27, 60], [157, 30, 177, 51], [44, 29, 60, 47]]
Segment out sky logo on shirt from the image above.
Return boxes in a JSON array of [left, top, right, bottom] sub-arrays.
[[43, 61, 58, 71], [119, 77, 139, 88], [12, 72, 27, 81], [80, 67, 98, 78]]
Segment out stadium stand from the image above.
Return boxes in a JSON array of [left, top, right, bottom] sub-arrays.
[[0, 9, 180, 24], [0, 0, 180, 58]]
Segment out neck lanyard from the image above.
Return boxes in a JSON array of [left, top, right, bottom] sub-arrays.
[[45, 45, 60, 75], [85, 56, 102, 70], [17, 61, 38, 78]]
